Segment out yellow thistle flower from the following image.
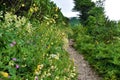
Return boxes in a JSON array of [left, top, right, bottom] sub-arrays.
[[0, 71, 9, 78]]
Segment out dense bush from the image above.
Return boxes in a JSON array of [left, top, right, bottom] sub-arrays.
[[0, 12, 77, 80], [72, 24, 120, 80]]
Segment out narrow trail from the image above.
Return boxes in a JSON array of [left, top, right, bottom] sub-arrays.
[[67, 39, 101, 80]]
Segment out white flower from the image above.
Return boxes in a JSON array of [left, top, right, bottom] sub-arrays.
[[50, 54, 59, 60]]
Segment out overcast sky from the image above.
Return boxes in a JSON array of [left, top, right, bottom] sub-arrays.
[[51, 0, 120, 21], [51, 0, 79, 17]]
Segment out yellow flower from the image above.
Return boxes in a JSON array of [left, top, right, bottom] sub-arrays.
[[54, 14, 58, 18], [34, 69, 40, 75], [47, 73, 51, 76], [52, 19, 56, 23], [21, 4, 25, 7], [47, 22, 50, 25], [55, 7, 59, 12], [30, 7, 34, 12], [34, 7, 38, 12], [34, 64, 44, 75], [33, 3, 36, 6], [0, 71, 9, 78], [37, 64, 44, 70], [55, 76, 59, 80], [51, 42, 53, 45], [61, 32, 65, 36], [50, 20, 53, 23]]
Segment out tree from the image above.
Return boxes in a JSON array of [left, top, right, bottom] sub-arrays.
[[73, 0, 95, 25]]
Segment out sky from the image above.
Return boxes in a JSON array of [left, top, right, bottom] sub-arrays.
[[105, 0, 120, 20], [51, 0, 79, 17], [51, 0, 120, 21]]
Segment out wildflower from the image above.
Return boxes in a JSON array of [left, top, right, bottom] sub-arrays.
[[52, 19, 56, 23], [30, 7, 34, 12], [21, 64, 27, 67], [70, 73, 76, 78], [33, 4, 36, 7], [9, 61, 14, 66], [34, 64, 44, 75], [47, 22, 49, 25], [61, 32, 65, 36], [10, 43, 14, 47], [51, 42, 53, 45], [50, 54, 59, 60], [21, 4, 25, 7], [34, 76, 38, 80], [50, 20, 53, 23], [0, 71, 9, 78], [34, 7, 38, 12], [47, 73, 51, 76], [34, 70, 40, 75], [12, 58, 16, 61], [55, 76, 59, 80], [37, 64, 44, 70], [51, 66, 54, 70], [26, 23, 32, 33], [12, 41, 16, 45], [55, 7, 59, 12], [10, 41, 16, 47], [54, 14, 58, 18], [16, 64, 20, 69]]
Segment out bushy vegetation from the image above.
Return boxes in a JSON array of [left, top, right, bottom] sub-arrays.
[[0, 0, 77, 80], [73, 23, 120, 80], [72, 0, 120, 79]]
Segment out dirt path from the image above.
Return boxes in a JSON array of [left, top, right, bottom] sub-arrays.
[[67, 39, 102, 80]]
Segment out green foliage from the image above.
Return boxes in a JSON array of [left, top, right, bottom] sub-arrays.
[[0, 12, 77, 80], [0, 0, 77, 80], [69, 17, 80, 27], [72, 0, 120, 79], [72, 23, 120, 79], [73, 0, 95, 25], [0, 0, 65, 23]]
